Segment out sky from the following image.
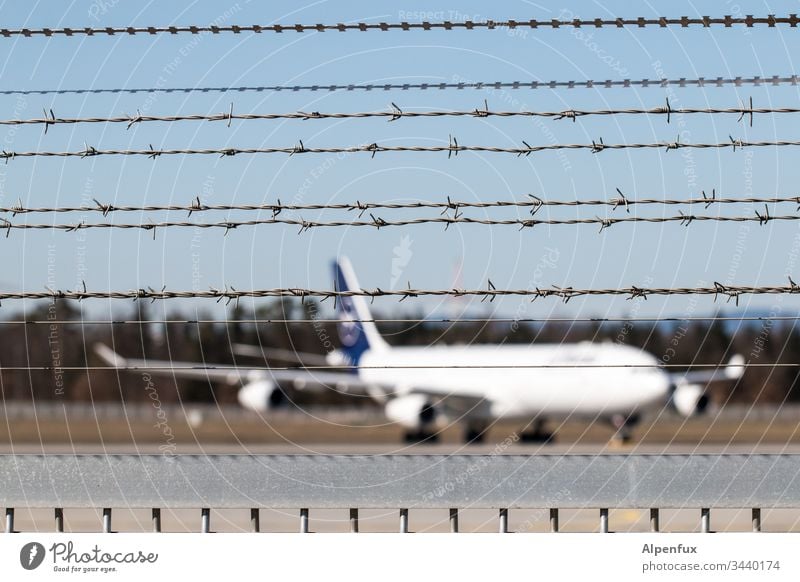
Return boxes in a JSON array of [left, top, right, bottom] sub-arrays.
[[1, 0, 799, 324]]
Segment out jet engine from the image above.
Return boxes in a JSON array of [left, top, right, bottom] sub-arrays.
[[384, 394, 438, 430], [237, 380, 285, 412], [671, 383, 710, 417]]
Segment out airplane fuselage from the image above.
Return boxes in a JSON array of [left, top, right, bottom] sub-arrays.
[[358, 341, 671, 421]]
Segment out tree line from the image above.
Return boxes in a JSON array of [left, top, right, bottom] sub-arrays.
[[1, 298, 797, 407]]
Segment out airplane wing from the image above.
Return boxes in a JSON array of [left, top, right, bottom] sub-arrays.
[[94, 343, 383, 395], [669, 354, 745, 385], [230, 343, 331, 366], [95, 344, 494, 414]]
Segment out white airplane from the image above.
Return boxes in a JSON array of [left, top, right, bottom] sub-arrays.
[[95, 257, 745, 444]]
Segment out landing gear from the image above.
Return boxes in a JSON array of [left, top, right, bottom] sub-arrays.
[[519, 419, 554, 443], [464, 425, 488, 444], [610, 413, 639, 446], [403, 430, 440, 444]]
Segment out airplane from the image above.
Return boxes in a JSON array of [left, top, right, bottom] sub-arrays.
[[95, 257, 745, 444]]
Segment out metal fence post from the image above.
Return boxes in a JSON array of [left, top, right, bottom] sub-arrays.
[[449, 508, 459, 533], [102, 508, 112, 533], [650, 508, 659, 532], [201, 508, 210, 533]]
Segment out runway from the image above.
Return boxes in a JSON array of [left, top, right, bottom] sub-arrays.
[[4, 441, 800, 534], [3, 403, 800, 533]]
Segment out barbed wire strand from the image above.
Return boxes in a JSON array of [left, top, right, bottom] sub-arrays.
[[2, 280, 800, 305], [1, 193, 797, 216], [1, 15, 797, 38], [0, 315, 796, 325], [0, 211, 797, 234], [2, 99, 792, 129], [2, 137, 799, 162], [2, 363, 796, 372], [4, 75, 800, 96]]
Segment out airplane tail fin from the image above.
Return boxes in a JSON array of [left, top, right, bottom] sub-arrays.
[[333, 257, 389, 365]]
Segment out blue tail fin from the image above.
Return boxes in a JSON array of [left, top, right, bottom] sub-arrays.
[[333, 257, 388, 366]]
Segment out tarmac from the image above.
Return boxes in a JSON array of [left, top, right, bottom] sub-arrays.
[[3, 405, 800, 533]]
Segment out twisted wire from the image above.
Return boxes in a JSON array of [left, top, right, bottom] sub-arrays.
[[1, 194, 797, 216], [4, 75, 800, 96], [1, 15, 797, 38], [0, 315, 797, 325], [2, 137, 799, 162], [0, 211, 797, 234], [2, 281, 799, 304], [4, 100, 794, 129], [0, 363, 793, 371]]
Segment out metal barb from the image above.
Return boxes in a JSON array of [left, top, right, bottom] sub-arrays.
[[660, 97, 672, 124], [597, 217, 613, 232], [612, 188, 629, 212], [42, 108, 55, 135], [389, 102, 403, 122], [528, 194, 544, 215], [665, 134, 681, 151], [483, 279, 497, 303], [702, 189, 716, 209], [81, 143, 98, 158], [370, 213, 388, 229], [290, 140, 306, 156], [737, 96, 755, 126], [126, 110, 143, 130], [93, 198, 111, 216], [473, 99, 490, 118], [628, 286, 648, 300], [730, 135, 745, 151], [679, 210, 695, 226], [448, 135, 459, 158], [755, 204, 771, 225], [555, 109, 578, 122]]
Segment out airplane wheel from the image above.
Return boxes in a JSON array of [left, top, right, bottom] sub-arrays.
[[464, 426, 487, 444], [519, 430, 554, 444], [403, 430, 439, 444], [519, 419, 554, 443], [610, 413, 639, 445]]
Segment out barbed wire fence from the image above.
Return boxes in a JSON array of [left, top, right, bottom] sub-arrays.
[[1, 12, 799, 379], [3, 136, 800, 162], [0, 99, 792, 129]]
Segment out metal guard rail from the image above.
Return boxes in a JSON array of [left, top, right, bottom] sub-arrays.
[[1, 454, 797, 533]]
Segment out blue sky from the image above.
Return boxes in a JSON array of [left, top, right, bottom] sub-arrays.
[[1, 0, 799, 323]]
